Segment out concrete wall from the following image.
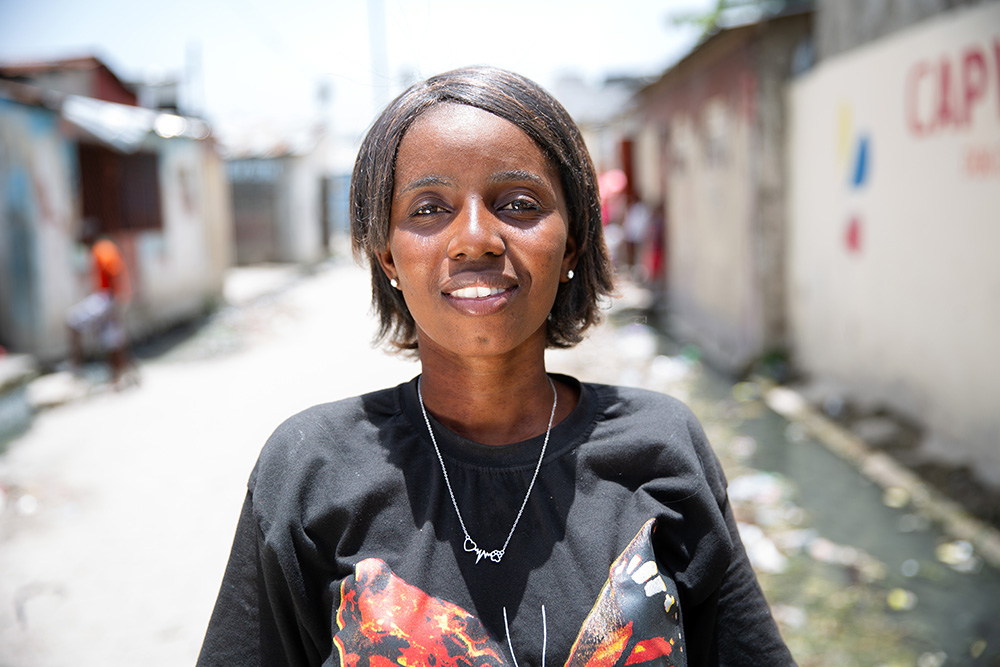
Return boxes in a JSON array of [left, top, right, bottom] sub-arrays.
[[0, 98, 80, 358], [278, 153, 324, 265], [787, 3, 1000, 478], [229, 153, 325, 266], [637, 14, 811, 372], [129, 137, 231, 337], [668, 94, 762, 371], [817, 0, 995, 60]]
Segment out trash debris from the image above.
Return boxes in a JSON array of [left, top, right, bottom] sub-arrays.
[[784, 422, 809, 444], [822, 394, 846, 419], [809, 537, 855, 566], [934, 540, 981, 573], [731, 381, 760, 403], [649, 355, 692, 384], [801, 536, 887, 582], [886, 587, 918, 611], [774, 528, 817, 553], [729, 471, 789, 506], [765, 386, 807, 415], [935, 540, 973, 565], [970, 639, 987, 659], [729, 435, 757, 459], [882, 486, 910, 509], [770, 604, 807, 629], [737, 522, 787, 573], [851, 416, 906, 449], [679, 344, 701, 363], [916, 651, 947, 667], [897, 513, 930, 533]]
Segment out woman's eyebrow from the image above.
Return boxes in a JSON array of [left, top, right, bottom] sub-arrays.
[[489, 169, 547, 187], [398, 175, 452, 194]]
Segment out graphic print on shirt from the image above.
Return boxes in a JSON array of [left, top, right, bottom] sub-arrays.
[[333, 557, 508, 667], [333, 519, 685, 667]]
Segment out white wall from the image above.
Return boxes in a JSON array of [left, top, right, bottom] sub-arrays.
[[787, 3, 1000, 478]]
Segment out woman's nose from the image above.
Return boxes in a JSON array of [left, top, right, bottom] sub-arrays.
[[447, 199, 505, 259]]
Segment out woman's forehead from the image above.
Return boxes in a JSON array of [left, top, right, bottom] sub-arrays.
[[407, 103, 520, 141], [396, 104, 555, 174]]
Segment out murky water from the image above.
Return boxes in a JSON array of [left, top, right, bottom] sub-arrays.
[[663, 343, 1000, 666], [553, 306, 1000, 665]]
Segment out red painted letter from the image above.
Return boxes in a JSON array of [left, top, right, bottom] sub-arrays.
[[962, 47, 987, 126], [907, 61, 932, 136], [938, 57, 956, 128]]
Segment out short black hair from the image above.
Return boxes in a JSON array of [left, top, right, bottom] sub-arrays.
[[351, 66, 614, 350]]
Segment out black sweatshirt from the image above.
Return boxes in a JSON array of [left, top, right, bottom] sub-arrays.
[[198, 375, 794, 667]]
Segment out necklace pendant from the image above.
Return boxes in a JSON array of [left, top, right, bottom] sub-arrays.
[[464, 536, 489, 564], [464, 536, 504, 564]]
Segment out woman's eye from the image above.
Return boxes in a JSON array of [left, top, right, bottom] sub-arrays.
[[413, 203, 444, 216], [500, 198, 540, 212]]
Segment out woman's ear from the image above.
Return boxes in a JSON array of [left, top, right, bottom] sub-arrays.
[[376, 247, 397, 284], [561, 234, 579, 282]]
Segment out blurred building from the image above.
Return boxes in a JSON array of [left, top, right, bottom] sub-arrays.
[[226, 147, 329, 266], [0, 56, 232, 363], [0, 56, 139, 107], [553, 74, 663, 284], [631, 0, 1000, 485], [633, 5, 814, 373]]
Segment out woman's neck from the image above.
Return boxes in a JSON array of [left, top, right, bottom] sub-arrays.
[[416, 347, 575, 446]]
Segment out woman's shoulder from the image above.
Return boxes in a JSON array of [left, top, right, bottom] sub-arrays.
[[273, 384, 399, 437], [580, 381, 726, 496], [249, 382, 409, 493], [585, 381, 700, 427]]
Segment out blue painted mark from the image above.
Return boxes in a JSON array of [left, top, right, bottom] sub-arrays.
[[851, 134, 870, 188]]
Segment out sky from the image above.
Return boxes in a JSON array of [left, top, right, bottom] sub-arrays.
[[0, 0, 712, 151]]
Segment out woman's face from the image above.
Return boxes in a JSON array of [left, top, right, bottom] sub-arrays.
[[378, 103, 577, 361]]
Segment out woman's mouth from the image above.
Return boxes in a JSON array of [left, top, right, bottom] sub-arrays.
[[447, 286, 506, 299], [442, 282, 517, 315]]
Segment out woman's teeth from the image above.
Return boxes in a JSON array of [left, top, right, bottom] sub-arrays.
[[450, 286, 504, 299]]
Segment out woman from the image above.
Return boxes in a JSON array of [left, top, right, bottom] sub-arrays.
[[198, 67, 793, 667]]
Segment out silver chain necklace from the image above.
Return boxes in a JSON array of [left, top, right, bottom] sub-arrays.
[[417, 376, 557, 564]]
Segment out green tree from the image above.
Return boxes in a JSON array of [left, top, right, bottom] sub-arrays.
[[670, 0, 812, 38]]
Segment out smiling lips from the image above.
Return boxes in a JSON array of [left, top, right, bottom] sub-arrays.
[[442, 281, 517, 315], [447, 286, 507, 299]]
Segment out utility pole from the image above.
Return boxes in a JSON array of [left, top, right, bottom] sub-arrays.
[[367, 0, 391, 112]]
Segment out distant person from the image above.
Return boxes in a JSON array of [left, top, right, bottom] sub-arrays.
[[622, 198, 650, 280], [66, 235, 134, 387], [197, 67, 793, 667]]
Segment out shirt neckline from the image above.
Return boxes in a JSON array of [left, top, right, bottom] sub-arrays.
[[398, 373, 596, 469]]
